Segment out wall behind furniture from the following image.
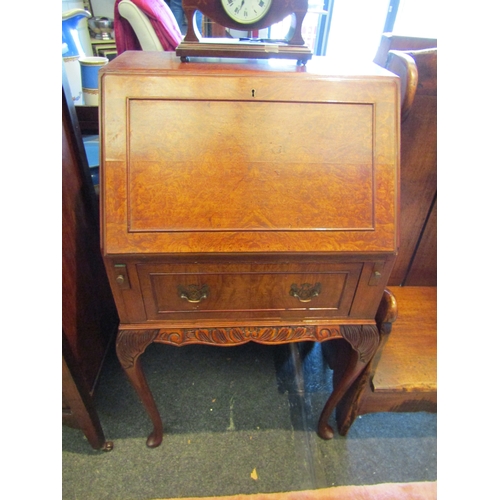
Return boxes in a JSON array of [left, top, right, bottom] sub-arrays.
[[62, 0, 85, 12], [393, 0, 438, 38], [87, 0, 116, 18], [326, 0, 390, 62], [62, 0, 114, 16]]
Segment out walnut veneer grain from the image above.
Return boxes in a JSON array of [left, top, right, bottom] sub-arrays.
[[100, 52, 400, 447]]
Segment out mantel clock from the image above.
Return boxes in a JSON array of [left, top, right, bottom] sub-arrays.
[[176, 0, 313, 64]]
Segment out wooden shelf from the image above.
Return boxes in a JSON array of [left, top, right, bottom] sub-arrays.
[[372, 286, 436, 394]]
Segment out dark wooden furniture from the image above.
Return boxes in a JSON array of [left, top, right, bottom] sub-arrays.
[[386, 48, 437, 287], [328, 46, 437, 434], [99, 52, 400, 448], [62, 72, 119, 450], [75, 105, 99, 135]]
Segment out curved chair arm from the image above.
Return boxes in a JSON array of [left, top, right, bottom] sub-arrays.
[[118, 0, 163, 51], [375, 288, 398, 334], [386, 50, 418, 122]]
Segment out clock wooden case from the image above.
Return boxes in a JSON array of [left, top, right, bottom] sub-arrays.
[[176, 0, 312, 63], [99, 52, 400, 448]]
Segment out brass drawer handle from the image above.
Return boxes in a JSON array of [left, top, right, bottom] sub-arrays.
[[177, 284, 210, 303], [290, 282, 322, 303]]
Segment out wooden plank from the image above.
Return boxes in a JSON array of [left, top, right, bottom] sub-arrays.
[[372, 286, 436, 392], [405, 199, 437, 286]]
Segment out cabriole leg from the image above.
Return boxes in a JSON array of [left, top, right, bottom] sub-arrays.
[[317, 324, 379, 439], [335, 289, 399, 435], [116, 329, 163, 448]]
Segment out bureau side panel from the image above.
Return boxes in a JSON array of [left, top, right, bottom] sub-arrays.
[[349, 255, 397, 318], [103, 259, 147, 323]]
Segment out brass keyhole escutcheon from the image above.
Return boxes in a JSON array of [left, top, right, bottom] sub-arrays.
[[289, 282, 322, 303]]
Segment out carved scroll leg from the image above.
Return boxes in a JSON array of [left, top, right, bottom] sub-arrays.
[[335, 289, 399, 435], [116, 330, 163, 448], [317, 324, 379, 440]]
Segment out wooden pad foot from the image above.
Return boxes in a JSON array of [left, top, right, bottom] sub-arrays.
[[146, 431, 163, 448], [317, 423, 335, 440], [101, 441, 114, 451]]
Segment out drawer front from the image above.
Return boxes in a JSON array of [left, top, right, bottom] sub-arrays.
[[137, 263, 362, 321]]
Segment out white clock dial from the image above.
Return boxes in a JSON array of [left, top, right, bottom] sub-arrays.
[[221, 0, 272, 25]]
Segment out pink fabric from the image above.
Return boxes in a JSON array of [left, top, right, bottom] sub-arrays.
[[114, 0, 182, 54], [159, 482, 438, 500]]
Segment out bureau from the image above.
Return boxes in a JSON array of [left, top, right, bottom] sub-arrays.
[[99, 52, 400, 448]]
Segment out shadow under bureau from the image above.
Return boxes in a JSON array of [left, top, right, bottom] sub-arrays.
[[99, 52, 400, 448]]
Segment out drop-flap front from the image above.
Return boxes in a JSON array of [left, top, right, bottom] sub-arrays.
[[101, 58, 398, 255]]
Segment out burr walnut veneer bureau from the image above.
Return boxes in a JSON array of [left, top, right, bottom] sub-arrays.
[[99, 52, 400, 448]]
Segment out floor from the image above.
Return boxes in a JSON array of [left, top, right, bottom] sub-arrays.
[[62, 340, 437, 500]]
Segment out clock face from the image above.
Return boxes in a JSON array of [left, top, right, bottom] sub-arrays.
[[221, 0, 273, 25]]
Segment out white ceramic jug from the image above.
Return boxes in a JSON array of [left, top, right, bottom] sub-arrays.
[[62, 9, 91, 105]]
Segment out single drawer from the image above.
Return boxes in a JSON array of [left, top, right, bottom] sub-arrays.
[[137, 262, 362, 321]]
